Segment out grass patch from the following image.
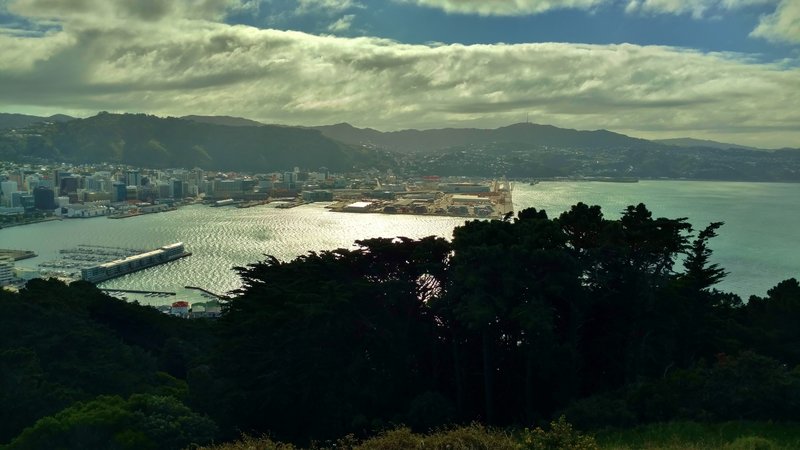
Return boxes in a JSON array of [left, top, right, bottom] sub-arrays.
[[596, 421, 800, 449]]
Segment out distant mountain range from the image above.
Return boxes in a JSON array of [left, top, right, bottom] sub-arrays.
[[183, 115, 781, 153], [0, 113, 387, 171], [310, 122, 663, 153], [2, 113, 796, 179], [0, 113, 74, 131]]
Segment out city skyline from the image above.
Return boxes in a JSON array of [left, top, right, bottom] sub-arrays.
[[0, 0, 798, 148]]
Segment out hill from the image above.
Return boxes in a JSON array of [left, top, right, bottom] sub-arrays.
[[0, 113, 390, 171], [0, 113, 74, 131], [313, 122, 661, 153], [180, 115, 267, 127], [655, 137, 761, 151]]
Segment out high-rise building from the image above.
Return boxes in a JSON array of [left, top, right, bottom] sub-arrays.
[[112, 182, 127, 202], [33, 186, 56, 210], [171, 179, 183, 198], [53, 170, 71, 189], [127, 170, 141, 187], [19, 194, 35, 212], [0, 180, 18, 207], [59, 176, 79, 196], [283, 172, 296, 188]]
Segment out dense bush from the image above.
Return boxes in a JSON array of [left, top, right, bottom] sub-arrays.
[[5, 394, 217, 450]]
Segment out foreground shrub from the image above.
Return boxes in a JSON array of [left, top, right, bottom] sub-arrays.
[[6, 394, 217, 450], [724, 436, 777, 450], [348, 424, 518, 450], [202, 421, 598, 450], [520, 416, 599, 450]]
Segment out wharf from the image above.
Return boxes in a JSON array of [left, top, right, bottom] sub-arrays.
[[327, 187, 513, 219], [275, 201, 308, 209], [101, 288, 176, 296], [0, 249, 37, 261], [108, 207, 177, 219], [185, 285, 225, 299], [81, 243, 191, 284]]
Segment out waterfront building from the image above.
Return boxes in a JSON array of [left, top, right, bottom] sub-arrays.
[[65, 203, 110, 218], [81, 243, 191, 283], [302, 190, 334, 202], [17, 193, 35, 211], [283, 172, 296, 189], [0, 206, 24, 216], [438, 183, 491, 194], [125, 185, 139, 201], [171, 179, 183, 198], [0, 257, 14, 286], [82, 191, 112, 202], [171, 301, 190, 317]]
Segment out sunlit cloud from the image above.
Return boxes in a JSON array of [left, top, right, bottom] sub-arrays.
[[751, 0, 800, 44], [0, 0, 798, 147], [328, 14, 355, 32], [400, 0, 798, 44], [396, 0, 606, 15]]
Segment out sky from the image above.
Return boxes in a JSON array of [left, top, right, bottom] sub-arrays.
[[0, 0, 798, 148]]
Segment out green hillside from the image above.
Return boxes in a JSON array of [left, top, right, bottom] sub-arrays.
[[0, 113, 389, 171]]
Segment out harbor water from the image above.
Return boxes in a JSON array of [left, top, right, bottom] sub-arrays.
[[1, 180, 798, 303]]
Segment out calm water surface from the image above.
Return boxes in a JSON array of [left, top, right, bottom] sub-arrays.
[[2, 181, 798, 303]]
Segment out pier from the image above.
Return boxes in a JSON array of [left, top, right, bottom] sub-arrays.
[[101, 288, 176, 296], [0, 249, 37, 261], [185, 285, 225, 299]]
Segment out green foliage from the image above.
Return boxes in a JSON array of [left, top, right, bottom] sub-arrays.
[[569, 352, 800, 430], [352, 424, 519, 450], [597, 421, 800, 450], [5, 394, 217, 450], [520, 416, 599, 450], [198, 435, 299, 450], [6, 202, 800, 447], [201, 424, 520, 450], [0, 279, 214, 444], [724, 436, 778, 450]]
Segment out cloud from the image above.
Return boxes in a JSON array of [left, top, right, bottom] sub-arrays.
[[328, 14, 355, 32], [296, 0, 363, 14], [400, 0, 798, 46], [399, 0, 778, 17], [398, 0, 606, 16], [6, 0, 241, 22], [751, 0, 800, 43], [624, 0, 779, 18], [0, 0, 798, 147]]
